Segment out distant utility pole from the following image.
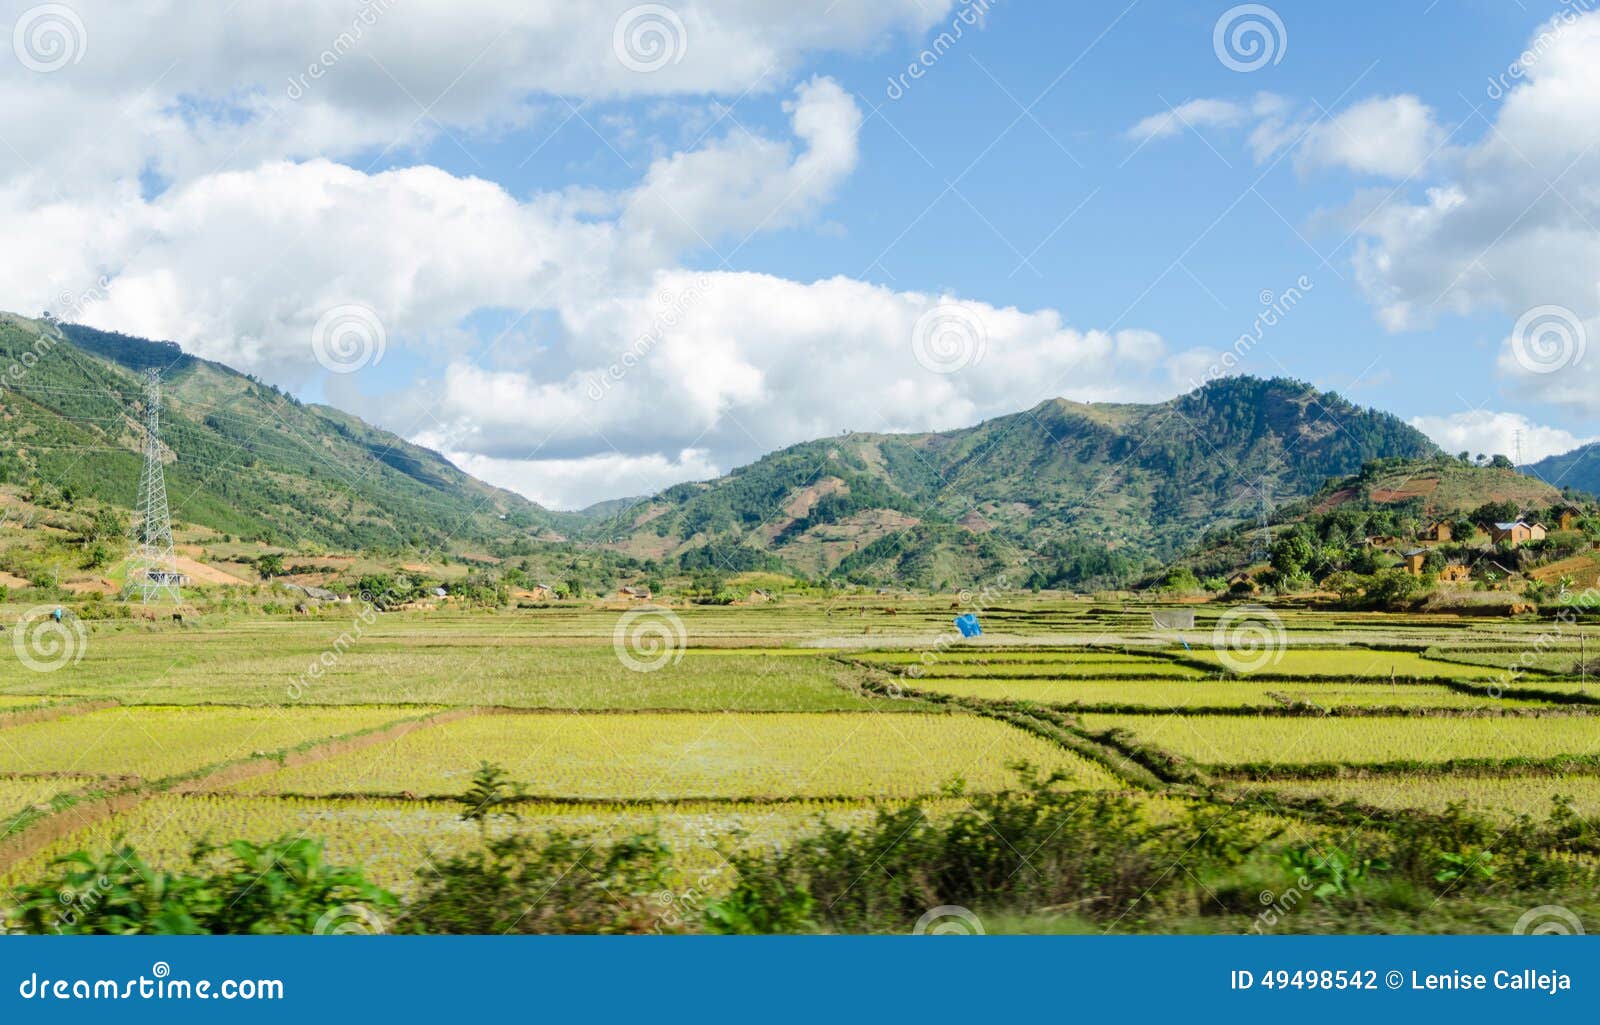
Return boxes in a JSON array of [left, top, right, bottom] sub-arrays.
[[128, 368, 182, 604], [1513, 429, 1524, 469]]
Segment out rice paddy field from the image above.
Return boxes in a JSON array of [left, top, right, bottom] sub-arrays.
[[0, 793, 925, 898], [1263, 776, 1600, 821], [223, 711, 1116, 799], [894, 677, 1565, 709], [2, 595, 1599, 929], [1076, 713, 1600, 769]]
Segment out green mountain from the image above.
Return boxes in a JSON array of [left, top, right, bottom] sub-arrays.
[[0, 313, 561, 551], [589, 377, 1441, 588], [0, 313, 1450, 587], [1526, 444, 1600, 497]]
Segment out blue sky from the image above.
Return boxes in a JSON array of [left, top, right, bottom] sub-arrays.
[[6, 1, 1599, 506]]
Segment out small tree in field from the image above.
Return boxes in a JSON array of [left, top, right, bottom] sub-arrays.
[[459, 761, 523, 841]]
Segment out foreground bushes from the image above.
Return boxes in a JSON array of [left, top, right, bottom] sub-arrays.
[[8, 767, 1597, 935], [401, 832, 674, 934], [706, 767, 1267, 933], [7, 837, 395, 935]]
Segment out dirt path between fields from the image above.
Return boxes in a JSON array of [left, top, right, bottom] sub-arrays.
[[0, 706, 484, 876], [169, 707, 479, 794]]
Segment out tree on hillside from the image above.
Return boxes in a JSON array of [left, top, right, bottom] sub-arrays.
[[78, 506, 125, 546], [1470, 500, 1521, 526]]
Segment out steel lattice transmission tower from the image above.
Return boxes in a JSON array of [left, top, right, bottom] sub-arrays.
[[128, 368, 182, 604]]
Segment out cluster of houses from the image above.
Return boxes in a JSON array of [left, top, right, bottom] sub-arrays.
[[1225, 505, 1588, 595], [1395, 506, 1583, 579]]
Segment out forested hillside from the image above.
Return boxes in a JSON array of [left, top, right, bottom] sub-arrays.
[[0, 314, 561, 551], [591, 378, 1440, 588]]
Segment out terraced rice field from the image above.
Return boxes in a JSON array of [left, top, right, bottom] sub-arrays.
[[0, 705, 426, 780], [0, 776, 79, 819], [1179, 648, 1494, 680], [1078, 714, 1600, 768], [1262, 776, 1600, 821], [900, 677, 1555, 709], [0, 632, 892, 710], [859, 652, 1202, 678], [225, 712, 1116, 799], [0, 695, 61, 707], [2, 600, 1597, 934], [0, 793, 922, 898]]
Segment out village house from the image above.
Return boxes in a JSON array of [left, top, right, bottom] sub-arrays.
[[1556, 506, 1583, 531], [1488, 520, 1546, 547], [619, 585, 652, 600], [1419, 521, 1452, 543], [1402, 548, 1429, 576], [1438, 563, 1471, 584]]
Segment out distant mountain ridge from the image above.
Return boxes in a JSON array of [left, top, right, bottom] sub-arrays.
[[585, 377, 1440, 588], [0, 313, 1452, 585], [1526, 443, 1600, 496], [0, 313, 561, 551]]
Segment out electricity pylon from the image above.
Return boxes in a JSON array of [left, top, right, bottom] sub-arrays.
[[128, 368, 182, 604]]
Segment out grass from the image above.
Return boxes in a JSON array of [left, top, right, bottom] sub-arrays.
[[900, 677, 1554, 710], [1180, 648, 1496, 680], [859, 650, 1176, 665], [0, 695, 60, 708], [223, 711, 1118, 800], [1260, 776, 1600, 821], [0, 793, 930, 898], [0, 705, 426, 780], [0, 621, 897, 710], [885, 661, 1205, 679], [0, 776, 82, 837], [1077, 713, 1600, 768]]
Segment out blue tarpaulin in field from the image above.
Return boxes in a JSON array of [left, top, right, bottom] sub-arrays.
[[954, 613, 982, 638]]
